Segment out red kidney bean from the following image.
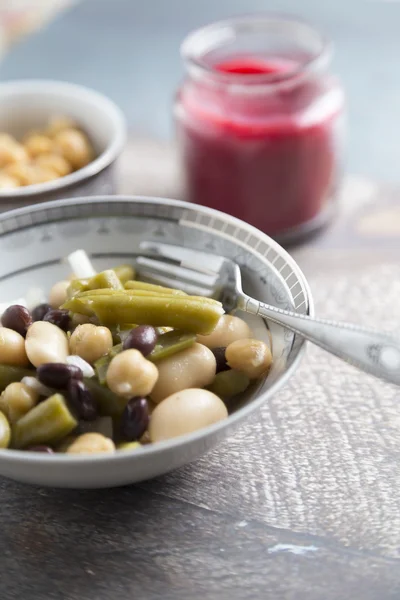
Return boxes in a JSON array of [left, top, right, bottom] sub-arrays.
[[43, 309, 71, 331], [67, 379, 98, 421], [120, 397, 149, 441], [37, 363, 83, 389], [31, 303, 51, 322], [212, 347, 230, 373], [122, 325, 158, 356], [1, 304, 32, 337]]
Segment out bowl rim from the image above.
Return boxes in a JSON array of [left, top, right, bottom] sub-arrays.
[[0, 194, 314, 466], [0, 79, 127, 198]]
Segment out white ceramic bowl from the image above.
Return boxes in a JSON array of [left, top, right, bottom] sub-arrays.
[[0, 195, 312, 488], [0, 80, 127, 211]]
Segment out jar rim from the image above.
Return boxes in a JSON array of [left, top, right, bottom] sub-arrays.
[[181, 13, 333, 89]]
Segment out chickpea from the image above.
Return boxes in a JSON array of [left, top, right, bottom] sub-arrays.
[[150, 343, 216, 405], [0, 133, 16, 163], [3, 163, 36, 186], [69, 324, 113, 364], [225, 338, 272, 379], [35, 153, 72, 177], [149, 389, 228, 443], [66, 432, 115, 454], [0, 173, 19, 190], [54, 129, 93, 169], [0, 134, 28, 168], [0, 382, 39, 424], [197, 315, 253, 349], [46, 115, 77, 137], [24, 134, 53, 158], [106, 349, 158, 398], [49, 280, 70, 309], [25, 321, 69, 367], [3, 157, 59, 188], [0, 327, 29, 366], [71, 313, 92, 327], [27, 165, 59, 185]]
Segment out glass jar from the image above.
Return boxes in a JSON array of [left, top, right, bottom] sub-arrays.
[[175, 15, 345, 244]]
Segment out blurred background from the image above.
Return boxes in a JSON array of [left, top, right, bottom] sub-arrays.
[[0, 0, 399, 184]]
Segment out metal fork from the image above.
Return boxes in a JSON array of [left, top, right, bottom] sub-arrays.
[[137, 241, 400, 386]]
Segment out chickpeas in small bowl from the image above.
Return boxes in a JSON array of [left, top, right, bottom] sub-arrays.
[[0, 195, 312, 489], [0, 80, 126, 211]]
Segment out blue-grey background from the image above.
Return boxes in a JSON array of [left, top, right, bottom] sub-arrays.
[[0, 0, 398, 182]]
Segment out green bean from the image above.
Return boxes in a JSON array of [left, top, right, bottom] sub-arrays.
[[83, 377, 128, 417], [124, 280, 186, 295], [88, 270, 124, 291], [12, 394, 78, 449], [149, 330, 196, 362], [67, 279, 89, 299], [62, 296, 93, 316], [77, 289, 183, 298], [118, 323, 137, 331], [63, 294, 224, 334], [94, 343, 123, 384], [113, 264, 135, 284], [71, 290, 218, 308], [0, 364, 33, 393], [93, 358, 108, 386], [108, 324, 137, 344], [207, 370, 250, 399], [0, 412, 11, 448]]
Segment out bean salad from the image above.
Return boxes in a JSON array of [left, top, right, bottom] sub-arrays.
[[0, 250, 272, 455]]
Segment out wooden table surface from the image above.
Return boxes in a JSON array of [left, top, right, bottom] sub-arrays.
[[3, 141, 400, 600]]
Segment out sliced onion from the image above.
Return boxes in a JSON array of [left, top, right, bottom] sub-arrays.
[[66, 355, 95, 378], [25, 287, 47, 310], [21, 376, 53, 397], [67, 249, 96, 279]]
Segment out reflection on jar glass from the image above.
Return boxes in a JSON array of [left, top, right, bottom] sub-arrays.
[[175, 14, 345, 244]]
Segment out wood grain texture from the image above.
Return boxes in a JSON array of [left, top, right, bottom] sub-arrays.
[[3, 140, 400, 599], [2, 479, 400, 600]]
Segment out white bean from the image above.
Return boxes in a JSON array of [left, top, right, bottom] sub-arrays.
[[0, 327, 29, 366], [197, 315, 253, 349], [149, 388, 228, 442], [150, 343, 216, 404], [25, 321, 69, 367]]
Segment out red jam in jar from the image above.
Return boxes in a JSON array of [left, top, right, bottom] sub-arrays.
[[175, 16, 345, 243]]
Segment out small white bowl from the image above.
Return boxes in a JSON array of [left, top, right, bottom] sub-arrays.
[[0, 80, 127, 211], [0, 195, 312, 488]]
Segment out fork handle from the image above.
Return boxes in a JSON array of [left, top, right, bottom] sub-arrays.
[[243, 297, 400, 386]]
